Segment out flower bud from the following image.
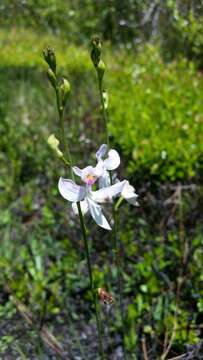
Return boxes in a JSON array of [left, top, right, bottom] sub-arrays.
[[97, 60, 105, 81], [47, 134, 63, 158], [43, 47, 56, 74], [102, 90, 108, 109], [47, 68, 57, 88], [60, 78, 71, 107], [90, 36, 102, 67]]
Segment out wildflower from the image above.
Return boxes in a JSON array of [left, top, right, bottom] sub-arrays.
[[58, 176, 126, 230], [121, 181, 139, 206], [96, 144, 139, 206], [96, 144, 120, 187], [72, 162, 104, 186]]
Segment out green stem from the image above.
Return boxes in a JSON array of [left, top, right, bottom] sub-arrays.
[[97, 73, 127, 360], [98, 79, 109, 147], [77, 203, 105, 359], [55, 87, 105, 359], [56, 88, 74, 178]]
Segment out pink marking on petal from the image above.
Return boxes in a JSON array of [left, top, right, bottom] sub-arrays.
[[84, 175, 97, 185]]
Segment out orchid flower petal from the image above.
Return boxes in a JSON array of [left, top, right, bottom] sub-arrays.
[[87, 196, 111, 230], [99, 169, 111, 188], [79, 166, 97, 185], [96, 144, 108, 160], [72, 166, 83, 178], [81, 166, 94, 176], [122, 181, 139, 206], [76, 164, 103, 185], [81, 166, 95, 180], [91, 180, 126, 203], [126, 195, 139, 206], [103, 149, 120, 170], [58, 178, 85, 202], [72, 199, 89, 215], [93, 160, 104, 177]]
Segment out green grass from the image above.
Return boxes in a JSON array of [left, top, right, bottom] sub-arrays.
[[1, 28, 202, 182], [0, 29, 203, 181], [0, 28, 90, 70], [108, 45, 203, 181]]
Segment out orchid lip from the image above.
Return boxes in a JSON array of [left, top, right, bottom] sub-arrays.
[[84, 175, 97, 185]]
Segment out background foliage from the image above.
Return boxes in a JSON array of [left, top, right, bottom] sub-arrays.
[[0, 1, 203, 359], [2, 0, 203, 64]]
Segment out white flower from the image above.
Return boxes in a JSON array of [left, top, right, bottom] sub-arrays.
[[96, 145, 138, 206], [72, 161, 103, 186], [96, 144, 120, 187], [121, 181, 139, 206], [58, 177, 127, 230], [96, 144, 120, 171]]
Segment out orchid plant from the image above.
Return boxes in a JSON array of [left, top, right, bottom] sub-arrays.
[[44, 39, 138, 359]]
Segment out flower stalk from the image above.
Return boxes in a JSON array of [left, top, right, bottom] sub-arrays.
[[77, 204, 105, 359], [91, 38, 127, 359], [91, 37, 109, 147], [44, 48, 105, 359], [55, 84, 74, 179]]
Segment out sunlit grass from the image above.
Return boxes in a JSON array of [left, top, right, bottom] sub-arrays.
[[0, 27, 90, 71]]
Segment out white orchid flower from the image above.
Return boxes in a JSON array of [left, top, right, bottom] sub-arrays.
[[72, 161, 103, 186], [96, 144, 120, 188], [96, 144, 139, 207], [121, 181, 139, 206], [58, 175, 127, 230]]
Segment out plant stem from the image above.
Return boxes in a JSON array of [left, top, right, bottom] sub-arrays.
[[98, 79, 109, 148], [97, 75, 127, 360], [77, 203, 105, 359], [56, 88, 74, 178], [55, 88, 105, 359]]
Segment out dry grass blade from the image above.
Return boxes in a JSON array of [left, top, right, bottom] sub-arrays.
[[141, 336, 149, 360], [167, 355, 187, 360]]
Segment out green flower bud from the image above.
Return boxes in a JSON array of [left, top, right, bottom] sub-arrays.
[[47, 134, 63, 158], [90, 36, 102, 67], [97, 60, 105, 81], [43, 47, 56, 74], [60, 78, 71, 107], [103, 90, 108, 109], [47, 68, 57, 88]]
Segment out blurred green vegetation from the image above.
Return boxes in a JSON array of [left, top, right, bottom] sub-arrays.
[[1, 29, 203, 184], [109, 46, 203, 181], [0, 0, 203, 66], [2, 0, 203, 67], [0, 2, 203, 357]]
